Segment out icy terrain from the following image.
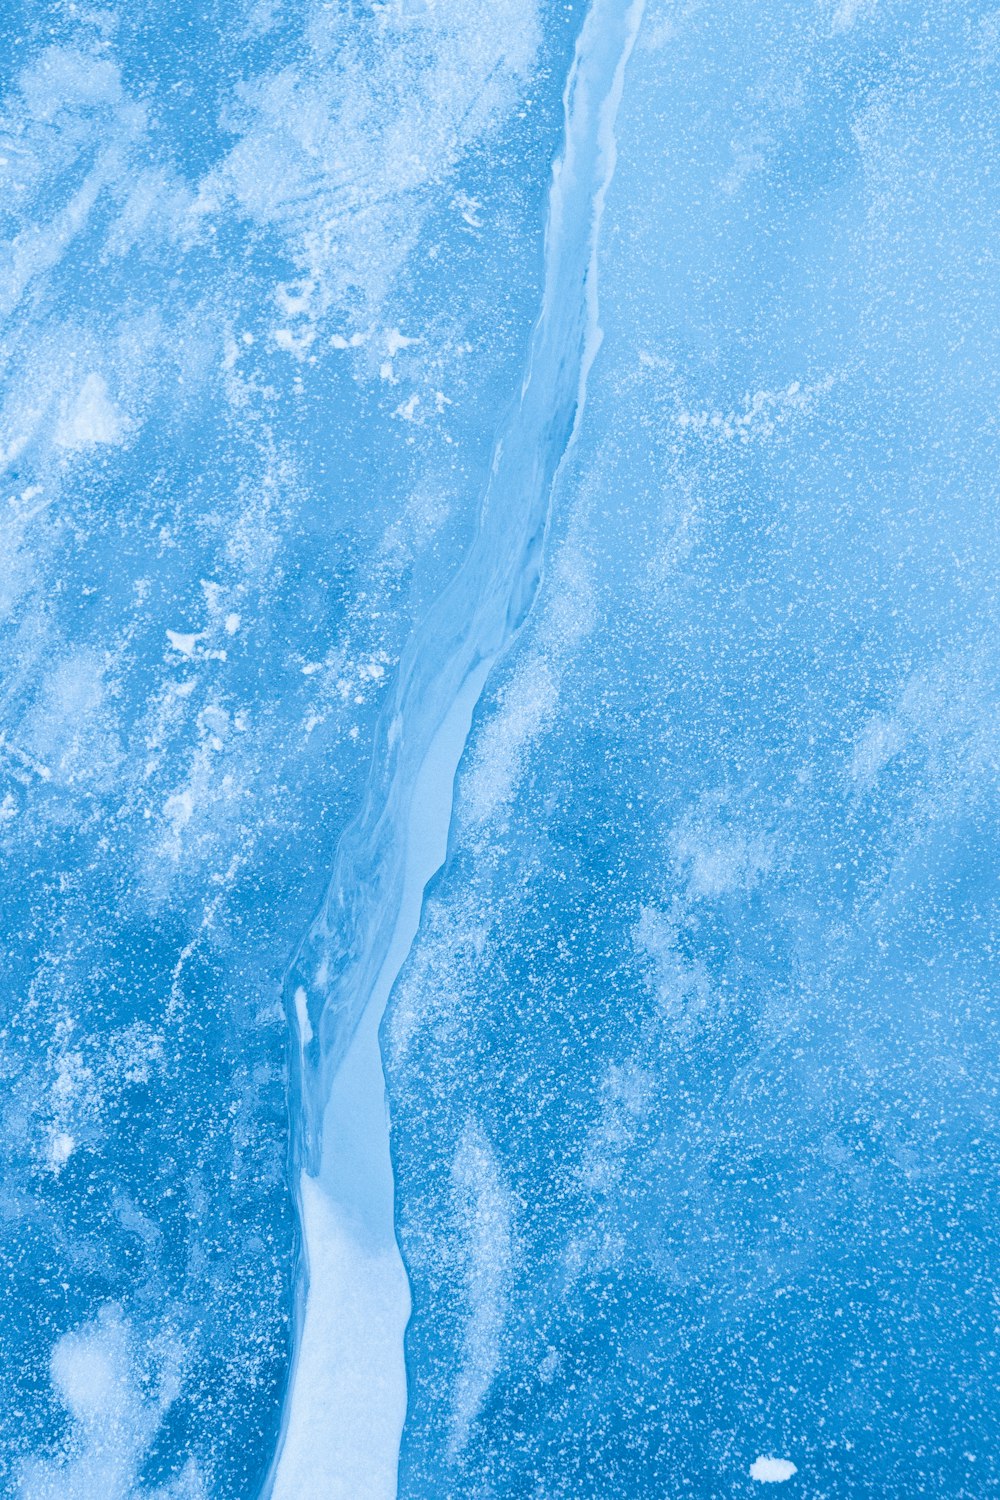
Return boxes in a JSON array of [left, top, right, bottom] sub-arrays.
[[2, 0, 1000, 1497]]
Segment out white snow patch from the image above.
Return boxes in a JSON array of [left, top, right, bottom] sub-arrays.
[[454, 191, 483, 227], [48, 1130, 75, 1171], [394, 392, 420, 421], [55, 373, 122, 450], [273, 326, 316, 358], [377, 479, 451, 569], [671, 796, 774, 899], [633, 906, 711, 1021], [545, 541, 596, 650], [677, 376, 833, 443], [276, 278, 314, 316], [166, 629, 203, 657], [385, 328, 417, 356], [21, 648, 122, 790], [164, 789, 194, 829], [294, 985, 313, 1046], [209, 0, 541, 317], [16, 1305, 200, 1500], [751, 1456, 798, 1483], [462, 656, 558, 827], [447, 1117, 515, 1460], [20, 47, 123, 122], [830, 0, 877, 31]]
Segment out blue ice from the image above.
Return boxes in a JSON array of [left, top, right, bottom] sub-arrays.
[[1, 1, 998, 1497]]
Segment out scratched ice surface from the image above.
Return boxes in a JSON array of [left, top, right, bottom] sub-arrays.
[[2, 0, 999, 1498]]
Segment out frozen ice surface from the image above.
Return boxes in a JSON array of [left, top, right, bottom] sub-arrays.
[[1, 0, 999, 1497]]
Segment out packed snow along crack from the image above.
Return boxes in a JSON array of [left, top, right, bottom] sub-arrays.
[[265, 2, 645, 1495]]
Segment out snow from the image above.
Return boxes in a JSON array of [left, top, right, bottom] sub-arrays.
[[268, 1156, 409, 1500], [750, 1457, 798, 1484], [17, 1308, 198, 1500], [165, 630, 203, 657], [55, 374, 123, 450], [446, 1118, 516, 1459], [270, 663, 490, 1496], [47, 1129, 75, 1170], [294, 985, 313, 1047]]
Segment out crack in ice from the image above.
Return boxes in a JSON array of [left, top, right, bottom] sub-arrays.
[[265, 1, 645, 1494]]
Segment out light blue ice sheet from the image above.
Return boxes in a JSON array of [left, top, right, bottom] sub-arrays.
[[1, 1, 998, 1497]]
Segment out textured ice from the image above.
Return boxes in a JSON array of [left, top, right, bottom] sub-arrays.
[[2, 0, 999, 1496]]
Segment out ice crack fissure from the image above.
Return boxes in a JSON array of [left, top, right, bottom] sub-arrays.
[[265, 2, 644, 1495]]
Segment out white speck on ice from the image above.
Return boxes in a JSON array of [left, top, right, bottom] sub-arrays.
[[224, 612, 241, 635], [394, 393, 420, 421], [164, 789, 194, 828], [750, 1456, 798, 1483], [48, 1131, 75, 1171], [274, 326, 316, 358], [385, 328, 417, 356], [454, 191, 483, 227], [166, 629, 203, 657], [276, 278, 314, 316]]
